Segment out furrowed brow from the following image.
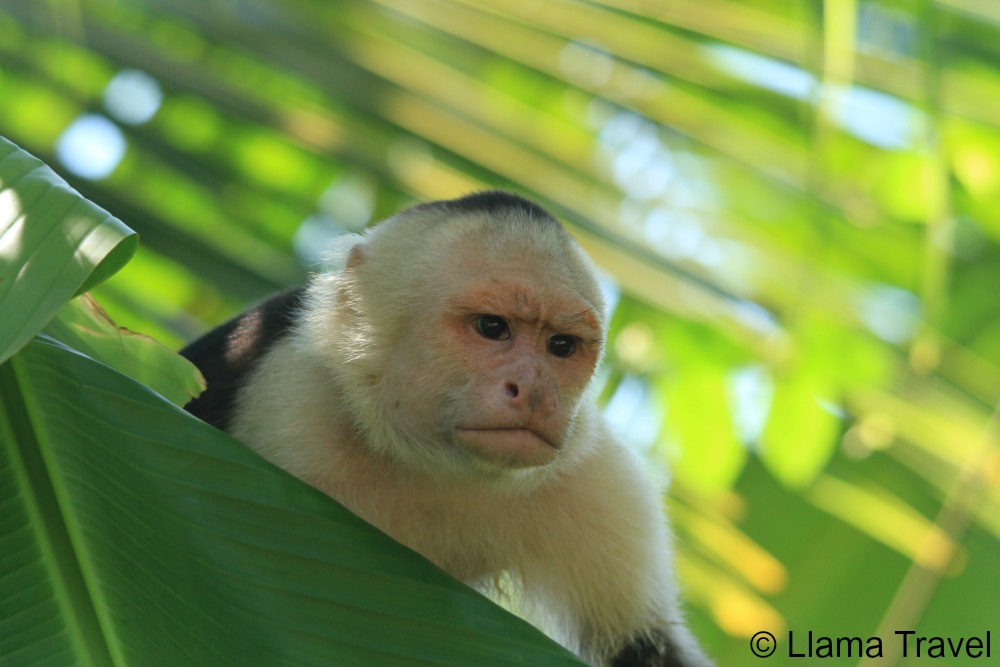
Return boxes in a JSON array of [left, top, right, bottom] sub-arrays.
[[549, 307, 602, 339]]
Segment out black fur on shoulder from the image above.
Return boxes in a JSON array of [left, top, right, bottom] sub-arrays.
[[180, 288, 304, 431], [610, 630, 690, 667]]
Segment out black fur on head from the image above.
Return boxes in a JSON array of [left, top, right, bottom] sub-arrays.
[[410, 190, 559, 226]]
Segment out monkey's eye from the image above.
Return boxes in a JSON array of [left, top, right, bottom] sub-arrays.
[[475, 315, 511, 341], [547, 334, 577, 358]]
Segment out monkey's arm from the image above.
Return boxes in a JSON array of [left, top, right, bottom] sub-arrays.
[[180, 288, 304, 430], [525, 418, 713, 667]]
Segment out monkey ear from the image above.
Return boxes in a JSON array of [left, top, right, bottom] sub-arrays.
[[335, 242, 368, 318], [345, 242, 368, 271], [337, 242, 368, 306]]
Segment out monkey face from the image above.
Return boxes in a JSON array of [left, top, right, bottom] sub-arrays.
[[322, 201, 608, 479], [379, 275, 603, 473]]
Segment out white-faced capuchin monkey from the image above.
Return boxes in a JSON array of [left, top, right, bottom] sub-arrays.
[[180, 191, 712, 667]]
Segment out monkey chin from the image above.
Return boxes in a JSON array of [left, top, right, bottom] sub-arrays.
[[454, 427, 561, 469]]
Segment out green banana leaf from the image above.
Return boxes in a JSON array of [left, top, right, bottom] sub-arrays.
[[0, 136, 137, 365], [42, 294, 204, 408], [0, 336, 582, 666]]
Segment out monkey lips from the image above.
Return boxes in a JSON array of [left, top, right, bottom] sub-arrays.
[[454, 426, 562, 468]]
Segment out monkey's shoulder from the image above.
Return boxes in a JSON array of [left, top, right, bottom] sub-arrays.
[[180, 287, 305, 430]]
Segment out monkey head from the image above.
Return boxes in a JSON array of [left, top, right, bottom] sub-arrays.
[[301, 192, 607, 483]]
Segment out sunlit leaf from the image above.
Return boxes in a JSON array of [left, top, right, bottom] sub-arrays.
[[662, 365, 747, 494], [0, 136, 137, 364], [805, 474, 957, 572], [678, 553, 785, 639], [671, 501, 786, 595], [759, 369, 841, 489]]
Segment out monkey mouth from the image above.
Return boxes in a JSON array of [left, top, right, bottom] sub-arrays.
[[466, 427, 558, 447], [455, 427, 561, 468]]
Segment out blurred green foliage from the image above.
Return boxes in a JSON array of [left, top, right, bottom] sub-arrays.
[[2, 0, 999, 663]]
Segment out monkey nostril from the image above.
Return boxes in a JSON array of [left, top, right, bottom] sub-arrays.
[[505, 382, 520, 399]]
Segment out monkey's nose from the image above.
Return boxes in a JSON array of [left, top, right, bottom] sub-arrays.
[[503, 377, 556, 415]]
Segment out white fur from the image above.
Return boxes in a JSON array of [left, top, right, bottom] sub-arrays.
[[229, 197, 712, 666]]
